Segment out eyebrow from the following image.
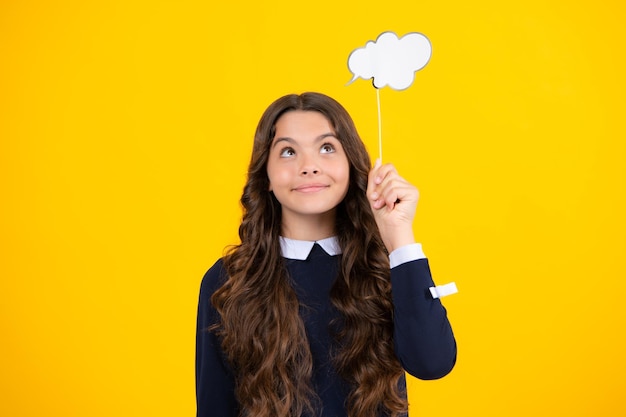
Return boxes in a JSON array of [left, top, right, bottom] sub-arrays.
[[271, 133, 337, 149]]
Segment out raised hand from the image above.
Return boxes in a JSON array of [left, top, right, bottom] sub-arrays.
[[367, 159, 419, 253]]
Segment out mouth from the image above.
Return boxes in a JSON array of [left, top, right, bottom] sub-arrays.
[[292, 184, 329, 193]]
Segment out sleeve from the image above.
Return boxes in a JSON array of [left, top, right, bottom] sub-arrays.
[[389, 243, 426, 268], [391, 258, 457, 380], [195, 260, 239, 417]]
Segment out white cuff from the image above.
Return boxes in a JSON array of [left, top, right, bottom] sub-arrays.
[[389, 243, 426, 268]]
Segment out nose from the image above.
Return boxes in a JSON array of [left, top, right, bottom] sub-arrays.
[[301, 166, 319, 175], [300, 153, 320, 176]]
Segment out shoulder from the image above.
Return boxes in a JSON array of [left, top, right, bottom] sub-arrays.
[[197, 258, 228, 324], [199, 258, 228, 297]]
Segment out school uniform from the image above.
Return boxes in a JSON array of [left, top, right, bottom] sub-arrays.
[[196, 237, 456, 417]]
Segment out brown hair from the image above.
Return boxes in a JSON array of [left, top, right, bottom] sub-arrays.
[[210, 92, 407, 417]]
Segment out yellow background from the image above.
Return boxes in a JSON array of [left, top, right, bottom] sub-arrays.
[[1, 1, 624, 416]]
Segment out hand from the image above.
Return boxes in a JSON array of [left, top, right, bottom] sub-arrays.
[[367, 159, 419, 253]]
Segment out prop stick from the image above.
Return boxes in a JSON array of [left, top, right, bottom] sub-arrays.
[[347, 31, 432, 162], [376, 88, 382, 161]]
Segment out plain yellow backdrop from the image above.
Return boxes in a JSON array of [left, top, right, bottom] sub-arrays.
[[1, 0, 624, 416]]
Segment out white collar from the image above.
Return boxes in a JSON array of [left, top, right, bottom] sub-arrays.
[[279, 236, 342, 260]]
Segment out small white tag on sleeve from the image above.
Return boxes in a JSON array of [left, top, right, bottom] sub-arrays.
[[429, 282, 458, 299]]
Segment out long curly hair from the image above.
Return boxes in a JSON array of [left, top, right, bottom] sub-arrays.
[[210, 92, 407, 417]]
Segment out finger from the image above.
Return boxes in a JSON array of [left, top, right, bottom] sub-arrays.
[[374, 169, 404, 199], [374, 162, 398, 186], [369, 163, 398, 203], [379, 182, 407, 210], [377, 177, 419, 210]]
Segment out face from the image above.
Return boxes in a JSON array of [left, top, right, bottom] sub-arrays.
[[267, 110, 350, 229]]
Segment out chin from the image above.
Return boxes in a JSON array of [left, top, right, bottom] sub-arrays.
[[285, 202, 340, 217]]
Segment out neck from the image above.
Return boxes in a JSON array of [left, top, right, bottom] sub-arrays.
[[281, 210, 336, 241]]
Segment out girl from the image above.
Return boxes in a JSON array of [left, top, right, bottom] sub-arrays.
[[196, 92, 456, 417]]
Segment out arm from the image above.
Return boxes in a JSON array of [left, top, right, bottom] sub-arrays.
[[390, 255, 457, 379], [367, 160, 457, 379], [195, 260, 238, 417]]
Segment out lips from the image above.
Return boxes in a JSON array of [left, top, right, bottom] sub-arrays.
[[292, 183, 329, 193]]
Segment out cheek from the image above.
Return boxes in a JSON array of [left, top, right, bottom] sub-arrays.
[[267, 165, 290, 191], [333, 161, 351, 192], [339, 158, 351, 182]]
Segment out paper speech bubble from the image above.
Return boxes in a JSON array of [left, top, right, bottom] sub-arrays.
[[347, 31, 432, 90]]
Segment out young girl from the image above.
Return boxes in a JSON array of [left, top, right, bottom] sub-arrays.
[[196, 92, 456, 417]]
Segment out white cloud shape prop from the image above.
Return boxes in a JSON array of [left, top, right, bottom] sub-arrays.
[[347, 31, 432, 90]]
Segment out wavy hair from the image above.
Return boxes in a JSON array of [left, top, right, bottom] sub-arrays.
[[210, 92, 407, 417]]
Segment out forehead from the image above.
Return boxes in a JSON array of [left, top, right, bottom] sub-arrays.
[[273, 110, 334, 138]]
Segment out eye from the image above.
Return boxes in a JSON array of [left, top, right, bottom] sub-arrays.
[[320, 143, 336, 154], [279, 147, 296, 158]]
